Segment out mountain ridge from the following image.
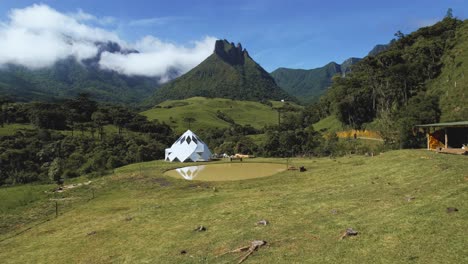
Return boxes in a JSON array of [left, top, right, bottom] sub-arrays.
[[0, 41, 162, 105], [270, 57, 361, 103]]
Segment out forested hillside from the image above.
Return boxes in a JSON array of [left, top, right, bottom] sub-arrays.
[[427, 20, 468, 121], [317, 16, 466, 148], [0, 94, 174, 185], [271, 58, 361, 103]]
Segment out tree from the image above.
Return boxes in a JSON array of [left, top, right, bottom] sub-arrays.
[[92, 111, 107, 140], [109, 106, 133, 135], [64, 93, 98, 122], [446, 8, 453, 18], [394, 30, 405, 39], [0, 96, 12, 128], [48, 158, 63, 184], [183, 117, 196, 129], [28, 103, 67, 130], [64, 93, 98, 135], [262, 131, 281, 157], [235, 137, 258, 154], [396, 94, 440, 148]]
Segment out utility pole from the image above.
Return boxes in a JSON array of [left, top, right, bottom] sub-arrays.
[[276, 108, 281, 127]]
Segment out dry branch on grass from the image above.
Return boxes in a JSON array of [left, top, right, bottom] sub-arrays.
[[218, 240, 267, 263], [256, 219, 268, 226], [193, 225, 206, 232], [446, 207, 459, 213], [339, 228, 358, 240]]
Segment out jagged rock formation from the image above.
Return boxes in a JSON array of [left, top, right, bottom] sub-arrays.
[[214, 41, 246, 65]]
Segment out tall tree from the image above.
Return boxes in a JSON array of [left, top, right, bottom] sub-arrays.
[[446, 8, 453, 18], [0, 96, 12, 128], [183, 116, 196, 129]]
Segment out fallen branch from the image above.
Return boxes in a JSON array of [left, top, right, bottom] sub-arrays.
[[193, 225, 206, 232], [339, 228, 358, 240], [256, 219, 268, 226], [218, 240, 267, 263]]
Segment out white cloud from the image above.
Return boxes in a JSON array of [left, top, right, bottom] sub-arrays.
[[71, 8, 96, 21], [70, 9, 116, 26], [98, 16, 117, 26], [129, 16, 188, 27], [9, 5, 120, 43], [129, 17, 171, 27], [0, 26, 71, 68], [99, 36, 216, 80], [0, 4, 118, 69], [0, 4, 216, 80]]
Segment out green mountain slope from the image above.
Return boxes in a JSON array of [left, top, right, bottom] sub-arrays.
[[270, 58, 361, 103], [146, 40, 295, 106], [141, 96, 301, 133], [427, 20, 468, 121], [0, 59, 160, 105]]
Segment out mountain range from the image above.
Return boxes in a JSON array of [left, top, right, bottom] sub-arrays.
[[270, 58, 361, 103], [0, 42, 163, 105], [0, 28, 457, 114]]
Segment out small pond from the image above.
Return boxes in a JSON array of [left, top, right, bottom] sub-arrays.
[[164, 163, 286, 181]]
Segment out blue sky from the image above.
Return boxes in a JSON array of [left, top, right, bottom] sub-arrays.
[[0, 0, 466, 72]]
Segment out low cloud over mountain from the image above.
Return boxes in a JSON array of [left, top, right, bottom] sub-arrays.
[[99, 36, 216, 82], [0, 4, 215, 80]]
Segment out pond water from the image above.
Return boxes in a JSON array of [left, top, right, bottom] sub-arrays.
[[164, 163, 286, 181]]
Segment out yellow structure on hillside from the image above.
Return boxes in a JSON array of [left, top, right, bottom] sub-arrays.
[[336, 130, 382, 140]]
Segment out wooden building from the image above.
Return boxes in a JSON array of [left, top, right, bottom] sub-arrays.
[[415, 121, 468, 154]]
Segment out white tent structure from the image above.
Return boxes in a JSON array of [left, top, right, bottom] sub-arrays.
[[165, 130, 212, 162]]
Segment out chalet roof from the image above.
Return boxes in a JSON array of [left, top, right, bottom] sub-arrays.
[[415, 121, 468, 128], [165, 130, 212, 162]]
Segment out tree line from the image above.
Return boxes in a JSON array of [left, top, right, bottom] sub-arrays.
[[0, 93, 174, 185], [195, 102, 377, 158]]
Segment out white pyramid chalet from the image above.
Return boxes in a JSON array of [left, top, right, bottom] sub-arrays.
[[165, 130, 212, 162]]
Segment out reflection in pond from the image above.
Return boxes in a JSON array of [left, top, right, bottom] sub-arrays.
[[165, 163, 286, 181], [175, 165, 206, 180]]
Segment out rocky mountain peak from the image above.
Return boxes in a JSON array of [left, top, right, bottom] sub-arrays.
[[83, 41, 138, 68], [213, 39, 248, 65]]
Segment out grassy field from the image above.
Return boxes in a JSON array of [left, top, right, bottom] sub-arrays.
[[141, 97, 300, 133], [0, 123, 130, 139], [58, 124, 120, 137], [312, 115, 344, 132], [0, 123, 34, 136], [0, 150, 466, 263]]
